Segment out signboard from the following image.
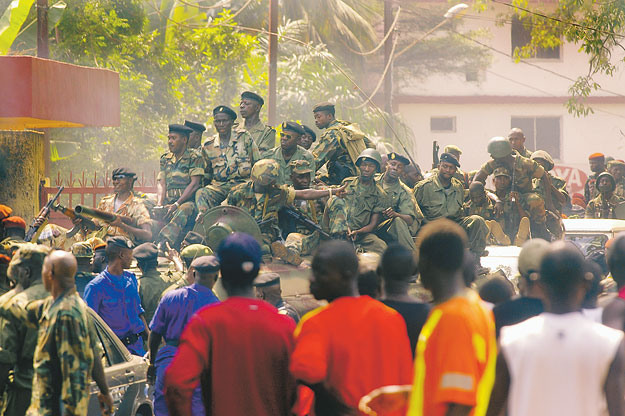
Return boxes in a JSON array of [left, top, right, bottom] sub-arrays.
[[553, 165, 588, 197]]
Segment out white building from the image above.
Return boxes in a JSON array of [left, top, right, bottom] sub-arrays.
[[396, 2, 625, 193]]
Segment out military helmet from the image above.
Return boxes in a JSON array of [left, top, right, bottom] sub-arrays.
[[487, 136, 513, 159], [356, 148, 382, 172], [71, 242, 93, 258], [531, 150, 555, 171], [596, 171, 616, 192], [251, 159, 280, 186]]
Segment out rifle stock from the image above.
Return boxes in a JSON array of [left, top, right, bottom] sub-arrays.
[[26, 186, 64, 242], [74, 205, 137, 227]]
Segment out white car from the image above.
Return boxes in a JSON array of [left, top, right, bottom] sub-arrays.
[[563, 218, 625, 255]]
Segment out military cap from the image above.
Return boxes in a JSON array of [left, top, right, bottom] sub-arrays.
[[190, 255, 220, 273], [217, 232, 262, 280], [2, 216, 26, 230], [439, 152, 460, 168], [252, 159, 280, 186], [493, 167, 511, 178], [443, 145, 462, 155], [241, 91, 264, 106], [312, 102, 335, 113], [387, 152, 410, 166], [0, 205, 12, 221], [94, 243, 106, 252], [589, 153, 605, 161], [518, 239, 550, 280], [301, 125, 316, 141], [169, 123, 193, 136], [133, 242, 158, 262], [213, 105, 237, 120], [106, 236, 134, 250], [184, 120, 206, 132], [253, 272, 281, 288], [289, 159, 314, 174], [530, 150, 555, 171], [281, 121, 305, 136], [181, 244, 213, 260], [112, 167, 136, 179], [608, 159, 625, 168], [71, 242, 94, 258]]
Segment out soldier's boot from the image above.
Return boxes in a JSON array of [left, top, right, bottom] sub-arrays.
[[487, 220, 511, 246], [271, 241, 302, 266], [514, 217, 531, 246]]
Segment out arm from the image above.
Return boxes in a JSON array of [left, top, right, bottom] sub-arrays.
[[294, 184, 345, 200], [486, 351, 510, 416], [602, 299, 625, 330], [157, 177, 167, 206], [147, 331, 163, 385], [351, 213, 381, 236], [605, 338, 625, 416], [108, 217, 152, 242], [140, 314, 150, 339], [473, 170, 489, 184]]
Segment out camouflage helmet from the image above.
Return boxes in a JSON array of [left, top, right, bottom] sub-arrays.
[[71, 242, 93, 258], [356, 148, 382, 172], [180, 244, 213, 260], [596, 171, 616, 192], [487, 136, 513, 159], [251, 159, 280, 186], [531, 150, 555, 171]]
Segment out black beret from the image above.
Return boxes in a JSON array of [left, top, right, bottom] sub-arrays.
[[169, 124, 193, 135], [253, 272, 281, 288], [213, 105, 237, 120], [281, 121, 305, 135], [112, 167, 136, 178], [133, 242, 158, 261], [241, 91, 264, 106], [387, 152, 410, 165], [106, 236, 134, 250], [190, 255, 220, 273], [312, 102, 335, 113], [301, 125, 316, 141], [439, 152, 461, 168], [184, 120, 206, 132]]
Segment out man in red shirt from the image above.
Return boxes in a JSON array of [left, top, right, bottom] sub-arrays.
[[290, 240, 413, 415], [164, 233, 296, 416]]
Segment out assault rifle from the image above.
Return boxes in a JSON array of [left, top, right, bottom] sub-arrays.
[[432, 141, 440, 169], [25, 186, 64, 242], [52, 204, 98, 238], [280, 206, 331, 239]]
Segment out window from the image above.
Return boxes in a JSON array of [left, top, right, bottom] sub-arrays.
[[430, 117, 456, 132], [510, 116, 561, 159], [511, 16, 560, 59]]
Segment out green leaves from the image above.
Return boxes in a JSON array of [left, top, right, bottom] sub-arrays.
[[0, 0, 35, 54]]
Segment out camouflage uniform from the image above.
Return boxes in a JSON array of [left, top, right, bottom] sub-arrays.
[[245, 120, 276, 154], [414, 175, 488, 255], [463, 196, 496, 220], [195, 129, 260, 212], [93, 193, 151, 243], [585, 194, 625, 219], [515, 147, 533, 159], [138, 269, 171, 324], [264, 145, 315, 185], [614, 177, 625, 199], [310, 120, 358, 185], [533, 173, 569, 238], [584, 172, 603, 204], [157, 149, 205, 245], [283, 198, 332, 257], [376, 173, 422, 250]]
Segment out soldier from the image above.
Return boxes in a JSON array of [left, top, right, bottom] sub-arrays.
[[91, 242, 107, 274], [195, 105, 260, 216], [463, 181, 511, 246], [608, 159, 625, 198], [474, 137, 551, 240], [239, 91, 276, 153], [71, 242, 95, 297], [253, 272, 300, 323], [184, 120, 206, 150], [134, 243, 171, 324], [402, 163, 424, 189], [228, 159, 344, 262], [161, 244, 214, 297], [376, 152, 422, 250], [531, 150, 569, 239], [508, 127, 533, 158], [148, 255, 220, 416], [491, 168, 531, 246], [584, 153, 607, 203], [156, 124, 204, 248], [431, 145, 469, 188], [585, 172, 625, 219], [310, 102, 371, 185], [265, 121, 315, 185], [415, 153, 489, 262], [299, 125, 317, 150]]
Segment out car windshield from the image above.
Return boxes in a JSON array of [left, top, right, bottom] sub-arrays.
[[565, 234, 609, 256]]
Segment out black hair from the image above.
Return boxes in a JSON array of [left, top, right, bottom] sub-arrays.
[[137, 259, 158, 271], [419, 219, 467, 273], [479, 277, 514, 305], [583, 260, 603, 308], [540, 244, 587, 300], [608, 235, 625, 286], [357, 269, 381, 298], [380, 243, 416, 282], [313, 240, 358, 281]]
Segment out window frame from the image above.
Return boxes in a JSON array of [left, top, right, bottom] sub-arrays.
[[510, 115, 562, 160], [430, 116, 457, 133]]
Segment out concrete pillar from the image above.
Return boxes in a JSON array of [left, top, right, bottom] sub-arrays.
[[0, 130, 45, 221]]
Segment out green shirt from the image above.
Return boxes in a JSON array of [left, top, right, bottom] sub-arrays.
[[533, 173, 570, 214], [138, 269, 172, 324], [202, 129, 260, 185], [480, 155, 544, 194], [245, 120, 276, 154], [341, 176, 389, 230], [463, 196, 496, 220], [414, 175, 465, 222], [158, 148, 205, 204], [379, 174, 423, 225], [264, 145, 315, 185], [585, 194, 625, 219]]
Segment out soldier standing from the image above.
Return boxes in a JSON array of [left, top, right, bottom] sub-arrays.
[[239, 91, 276, 153], [195, 105, 260, 216], [156, 124, 204, 248], [265, 121, 315, 185], [585, 172, 625, 219], [134, 243, 171, 324], [184, 120, 206, 150], [531, 150, 569, 239], [585, 153, 607, 203], [253, 272, 300, 323], [508, 127, 533, 158], [376, 152, 422, 250]]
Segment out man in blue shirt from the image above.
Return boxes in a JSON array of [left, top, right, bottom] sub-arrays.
[[84, 236, 149, 355], [148, 255, 220, 416]]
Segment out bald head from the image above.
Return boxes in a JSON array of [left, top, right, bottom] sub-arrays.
[[540, 241, 587, 302], [44, 250, 77, 293]]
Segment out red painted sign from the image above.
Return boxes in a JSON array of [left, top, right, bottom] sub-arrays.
[[553, 165, 588, 197]]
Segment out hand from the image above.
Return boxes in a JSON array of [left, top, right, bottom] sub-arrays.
[[165, 204, 177, 221], [71, 217, 83, 226], [510, 191, 520, 202], [108, 216, 123, 228], [147, 364, 157, 386], [494, 201, 504, 216], [383, 208, 398, 218], [98, 392, 114, 416], [333, 183, 348, 198], [165, 242, 181, 263], [34, 215, 47, 227], [347, 228, 361, 239]]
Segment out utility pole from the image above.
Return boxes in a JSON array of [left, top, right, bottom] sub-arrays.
[[37, 0, 50, 177], [267, 0, 278, 126], [383, 0, 394, 138]]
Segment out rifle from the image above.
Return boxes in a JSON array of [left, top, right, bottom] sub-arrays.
[[432, 141, 440, 169], [280, 206, 331, 239], [74, 205, 138, 228], [51, 204, 98, 238], [26, 186, 64, 242]]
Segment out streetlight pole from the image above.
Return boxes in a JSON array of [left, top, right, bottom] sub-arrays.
[[383, 0, 394, 137], [37, 0, 49, 58], [267, 0, 278, 126]]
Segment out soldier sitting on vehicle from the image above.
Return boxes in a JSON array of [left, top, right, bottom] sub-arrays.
[[253, 272, 300, 323], [161, 244, 214, 297], [490, 167, 531, 246], [264, 121, 315, 185], [585, 172, 625, 219], [531, 150, 569, 239]]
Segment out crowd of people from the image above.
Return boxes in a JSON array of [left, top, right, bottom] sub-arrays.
[[0, 90, 625, 415]]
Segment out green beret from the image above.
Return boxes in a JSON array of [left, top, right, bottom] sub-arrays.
[[241, 91, 264, 106], [190, 255, 220, 273], [213, 105, 237, 120], [312, 102, 335, 113], [181, 244, 213, 260], [133, 243, 158, 262]]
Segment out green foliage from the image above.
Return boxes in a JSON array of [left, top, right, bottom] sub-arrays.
[[0, 0, 34, 54]]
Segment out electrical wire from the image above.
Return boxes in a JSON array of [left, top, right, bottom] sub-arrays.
[[352, 34, 399, 109], [343, 6, 401, 56]]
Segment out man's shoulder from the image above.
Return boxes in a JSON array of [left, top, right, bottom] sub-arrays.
[[160, 152, 174, 161], [100, 194, 115, 203], [295, 145, 314, 158]]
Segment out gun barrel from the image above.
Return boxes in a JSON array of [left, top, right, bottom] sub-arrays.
[[75, 205, 117, 223]]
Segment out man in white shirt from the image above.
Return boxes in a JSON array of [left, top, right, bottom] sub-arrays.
[[487, 241, 625, 416]]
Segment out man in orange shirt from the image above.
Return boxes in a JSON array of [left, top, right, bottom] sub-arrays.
[[290, 240, 413, 415], [407, 219, 496, 416]]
